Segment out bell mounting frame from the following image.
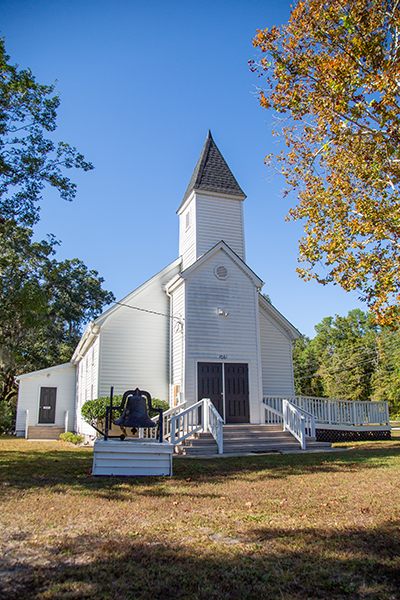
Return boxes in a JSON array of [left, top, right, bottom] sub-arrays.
[[104, 386, 164, 443]]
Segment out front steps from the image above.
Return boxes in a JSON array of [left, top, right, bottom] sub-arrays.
[[27, 426, 65, 440], [175, 424, 331, 456]]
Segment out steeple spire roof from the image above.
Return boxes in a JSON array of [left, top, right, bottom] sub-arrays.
[[178, 131, 246, 211]]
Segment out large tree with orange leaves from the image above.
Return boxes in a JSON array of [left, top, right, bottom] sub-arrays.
[[251, 0, 400, 327]]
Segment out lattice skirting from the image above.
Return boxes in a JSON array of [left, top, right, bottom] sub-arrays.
[[316, 429, 391, 443]]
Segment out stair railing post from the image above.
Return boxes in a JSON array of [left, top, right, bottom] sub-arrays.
[[64, 411, 69, 433], [203, 399, 209, 433], [282, 399, 287, 431], [218, 419, 223, 454], [25, 410, 29, 439], [300, 415, 306, 450], [170, 416, 176, 446], [260, 398, 265, 424], [104, 406, 109, 441]]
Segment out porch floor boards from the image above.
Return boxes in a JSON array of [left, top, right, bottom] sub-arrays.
[[175, 424, 332, 456]]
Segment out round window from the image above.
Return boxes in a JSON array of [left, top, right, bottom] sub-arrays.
[[215, 265, 228, 280]]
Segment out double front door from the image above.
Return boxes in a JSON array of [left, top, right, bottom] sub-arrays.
[[197, 362, 249, 423]]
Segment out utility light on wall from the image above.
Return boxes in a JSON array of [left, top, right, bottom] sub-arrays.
[[217, 308, 229, 317]]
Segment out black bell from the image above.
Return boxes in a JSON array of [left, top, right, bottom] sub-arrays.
[[113, 391, 157, 430]]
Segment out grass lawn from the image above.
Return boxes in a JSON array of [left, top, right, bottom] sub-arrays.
[[0, 434, 399, 600]]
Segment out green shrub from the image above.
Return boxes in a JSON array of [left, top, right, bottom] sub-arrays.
[[80, 395, 123, 432], [81, 394, 169, 432], [149, 398, 169, 417], [60, 432, 84, 445]]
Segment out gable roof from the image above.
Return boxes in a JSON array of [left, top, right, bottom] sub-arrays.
[[15, 362, 75, 382], [259, 294, 301, 341], [166, 240, 264, 291], [71, 257, 182, 363], [178, 131, 246, 212]]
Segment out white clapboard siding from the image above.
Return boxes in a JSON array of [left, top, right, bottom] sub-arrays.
[[75, 360, 83, 433], [259, 305, 295, 395], [15, 364, 76, 436], [75, 336, 100, 436], [85, 337, 99, 402], [97, 263, 180, 402], [170, 282, 185, 403], [184, 247, 261, 422], [196, 193, 245, 262], [92, 440, 173, 476], [179, 199, 197, 270]]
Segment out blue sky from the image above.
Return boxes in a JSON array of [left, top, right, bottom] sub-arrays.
[[1, 0, 365, 338]]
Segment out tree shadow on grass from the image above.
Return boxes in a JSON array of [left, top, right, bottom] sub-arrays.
[[0, 441, 399, 501], [0, 521, 399, 600]]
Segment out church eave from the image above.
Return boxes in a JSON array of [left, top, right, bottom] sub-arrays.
[[259, 294, 302, 341]]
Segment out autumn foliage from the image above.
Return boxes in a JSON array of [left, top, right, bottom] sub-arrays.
[[251, 0, 400, 327]]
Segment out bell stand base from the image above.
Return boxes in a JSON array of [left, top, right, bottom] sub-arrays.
[[92, 439, 174, 476]]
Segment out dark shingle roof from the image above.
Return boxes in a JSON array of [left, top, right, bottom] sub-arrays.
[[178, 131, 246, 212]]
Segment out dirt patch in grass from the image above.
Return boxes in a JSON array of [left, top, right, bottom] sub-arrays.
[[0, 435, 399, 599]]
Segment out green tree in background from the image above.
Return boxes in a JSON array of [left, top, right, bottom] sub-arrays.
[[251, 0, 400, 327], [314, 311, 378, 402], [0, 40, 113, 432], [370, 334, 400, 415], [293, 309, 400, 416], [0, 220, 115, 431], [0, 38, 93, 226], [292, 335, 323, 397]]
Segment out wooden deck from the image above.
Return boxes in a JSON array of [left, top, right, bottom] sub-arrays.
[[262, 396, 391, 443]]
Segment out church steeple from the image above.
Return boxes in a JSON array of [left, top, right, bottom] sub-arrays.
[[177, 132, 246, 270], [177, 131, 246, 213]]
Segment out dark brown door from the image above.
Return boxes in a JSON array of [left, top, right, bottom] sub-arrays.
[[198, 363, 223, 416], [225, 363, 249, 423], [38, 387, 57, 424]]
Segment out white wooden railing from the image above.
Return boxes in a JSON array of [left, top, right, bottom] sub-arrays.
[[263, 396, 390, 427], [126, 399, 223, 453], [140, 402, 188, 440], [64, 411, 69, 433], [282, 400, 316, 450], [170, 399, 204, 446], [260, 402, 284, 426], [203, 398, 224, 454], [260, 399, 315, 450], [168, 398, 224, 453], [299, 406, 316, 438]]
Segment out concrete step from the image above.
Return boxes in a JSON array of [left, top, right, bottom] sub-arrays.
[[175, 445, 218, 456], [223, 424, 284, 431], [222, 431, 294, 440], [175, 424, 332, 456], [27, 426, 65, 440]]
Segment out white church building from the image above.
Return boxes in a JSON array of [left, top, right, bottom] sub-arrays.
[[15, 131, 300, 439]]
